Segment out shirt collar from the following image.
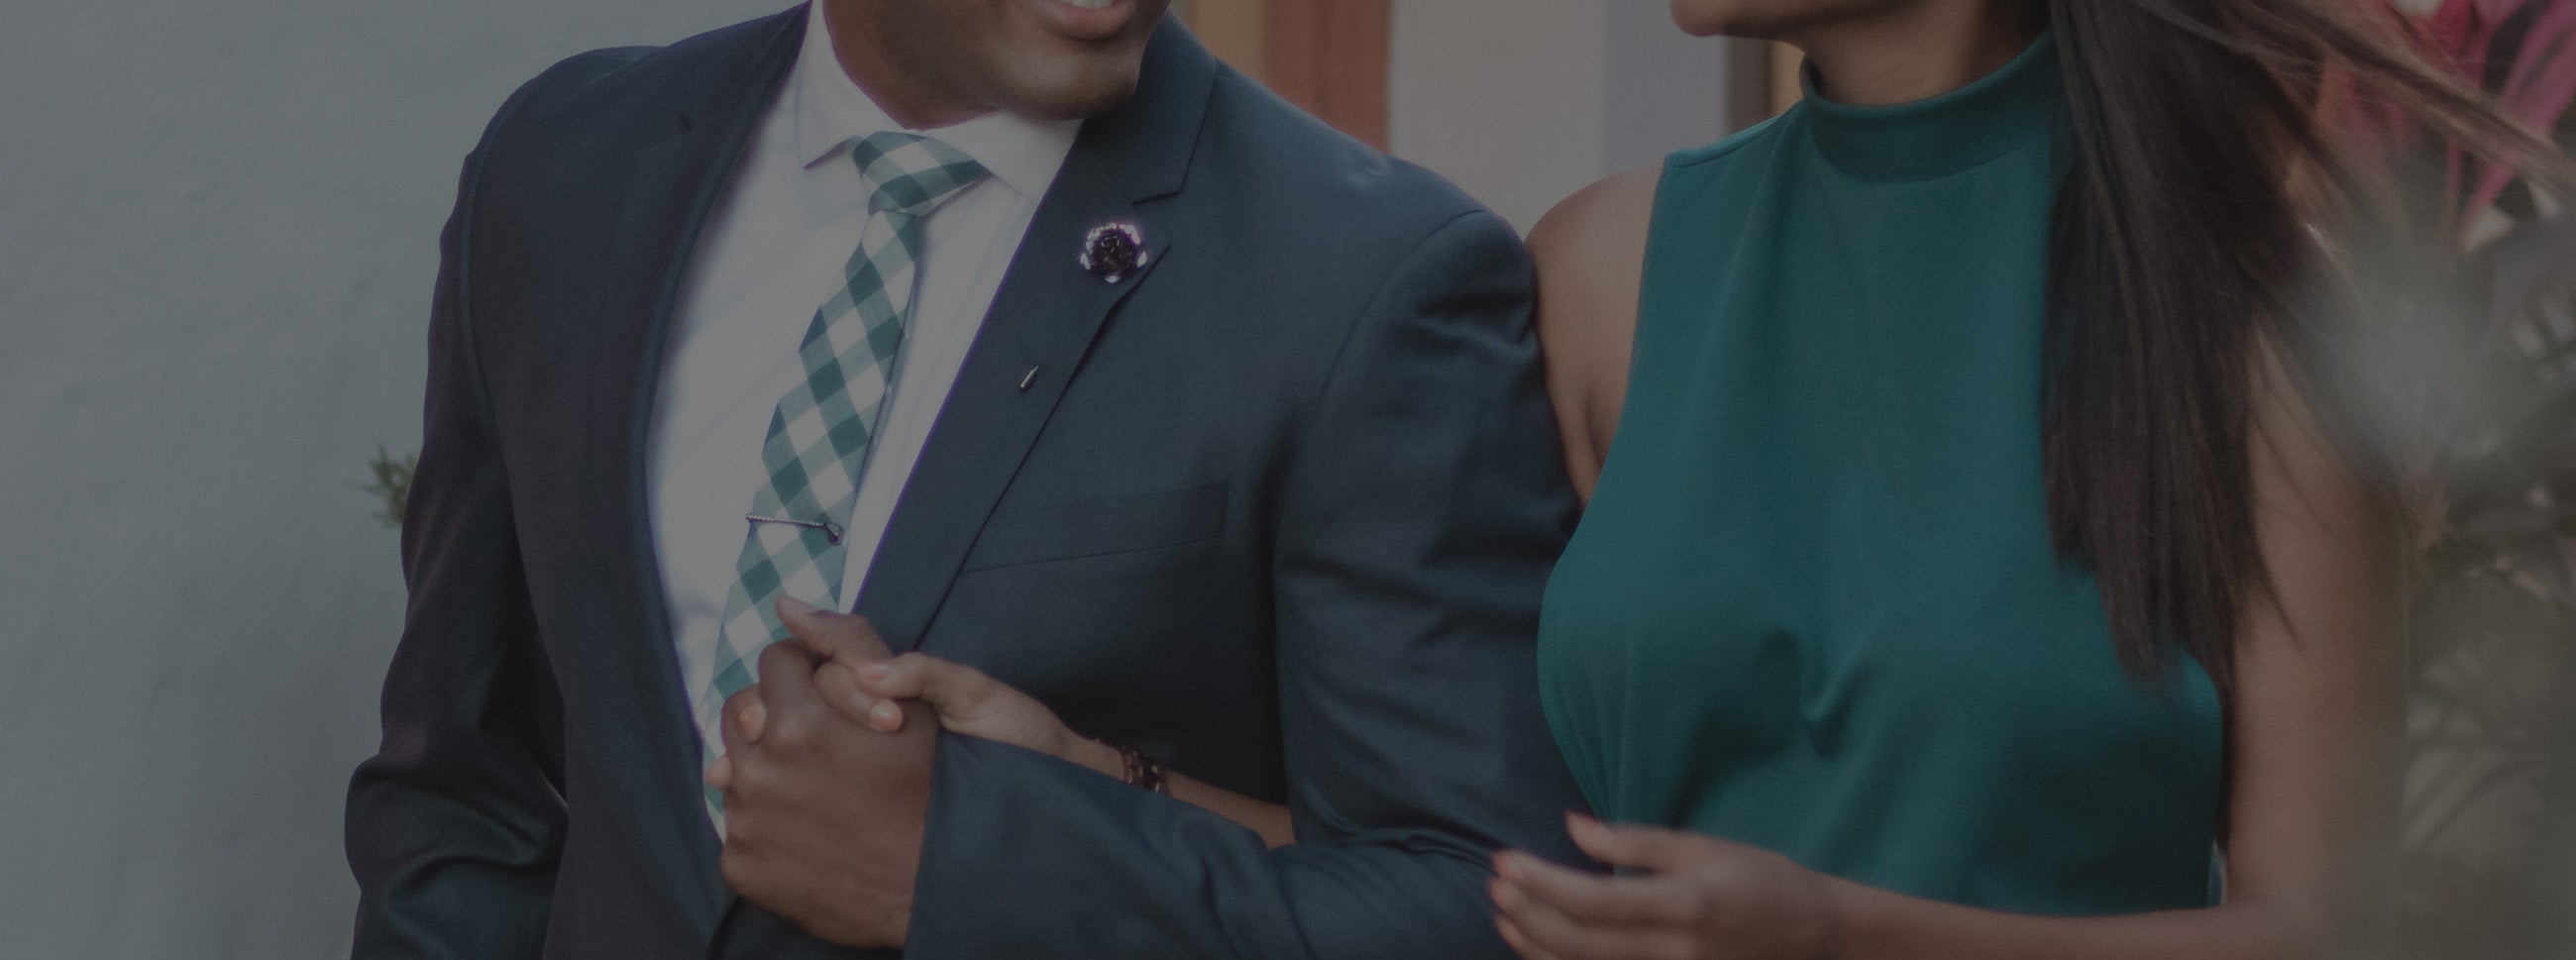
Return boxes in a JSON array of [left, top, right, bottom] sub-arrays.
[[789, 1, 1080, 200]]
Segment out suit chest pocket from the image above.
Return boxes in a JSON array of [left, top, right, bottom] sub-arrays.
[[958, 481, 1229, 573]]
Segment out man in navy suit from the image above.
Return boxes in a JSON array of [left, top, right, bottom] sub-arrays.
[[345, 2, 1584, 957]]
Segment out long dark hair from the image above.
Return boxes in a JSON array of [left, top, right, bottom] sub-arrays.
[[2040, 0, 2562, 694]]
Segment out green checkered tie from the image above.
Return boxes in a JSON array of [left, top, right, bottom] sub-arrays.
[[699, 132, 987, 811]]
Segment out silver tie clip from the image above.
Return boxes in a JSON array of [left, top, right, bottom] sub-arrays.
[[744, 513, 845, 545]]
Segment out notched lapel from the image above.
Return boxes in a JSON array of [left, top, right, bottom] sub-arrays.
[[851, 16, 1221, 653], [853, 159, 1171, 652]]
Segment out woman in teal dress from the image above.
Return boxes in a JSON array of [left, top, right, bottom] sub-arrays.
[[1496, 1, 2552, 958]]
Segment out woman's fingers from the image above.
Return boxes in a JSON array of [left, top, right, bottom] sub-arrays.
[[1492, 872, 1692, 960], [773, 596, 894, 664], [813, 660, 904, 732], [773, 596, 907, 730], [1566, 812, 1706, 875], [1493, 880, 1589, 959], [853, 655, 928, 698], [1496, 915, 1565, 960], [707, 687, 755, 790], [718, 687, 759, 755], [1497, 852, 1694, 927], [856, 654, 997, 718]]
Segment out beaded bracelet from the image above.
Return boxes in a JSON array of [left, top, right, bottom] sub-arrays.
[[1111, 741, 1169, 795]]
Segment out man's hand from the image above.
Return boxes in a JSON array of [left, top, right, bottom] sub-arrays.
[[705, 598, 938, 949]]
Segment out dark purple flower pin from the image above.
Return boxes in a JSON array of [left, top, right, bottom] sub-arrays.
[[1078, 221, 1147, 283]]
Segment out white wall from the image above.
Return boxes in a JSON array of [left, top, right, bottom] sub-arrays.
[[0, 2, 783, 957], [1389, 0, 1745, 231], [1389, 0, 1608, 231]]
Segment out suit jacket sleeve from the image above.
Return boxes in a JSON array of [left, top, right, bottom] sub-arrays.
[[344, 73, 570, 960], [904, 208, 1591, 960]]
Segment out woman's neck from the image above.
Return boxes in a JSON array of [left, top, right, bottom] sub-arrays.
[[1788, 1, 2046, 106]]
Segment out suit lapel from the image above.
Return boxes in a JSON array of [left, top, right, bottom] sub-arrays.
[[580, 6, 805, 930], [852, 19, 1219, 651], [852, 163, 1168, 649]]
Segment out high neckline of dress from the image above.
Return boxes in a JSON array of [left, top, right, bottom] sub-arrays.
[[1799, 32, 2062, 182]]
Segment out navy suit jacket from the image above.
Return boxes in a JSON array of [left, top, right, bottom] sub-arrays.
[[347, 8, 1587, 959]]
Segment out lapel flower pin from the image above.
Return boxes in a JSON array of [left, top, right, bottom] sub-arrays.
[[1078, 221, 1147, 283]]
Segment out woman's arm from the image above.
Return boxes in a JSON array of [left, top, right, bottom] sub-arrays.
[[810, 649, 1296, 848], [1491, 353, 2404, 960], [1527, 165, 1657, 502]]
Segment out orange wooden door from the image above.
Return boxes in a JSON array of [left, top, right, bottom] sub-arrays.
[[1181, 0, 1391, 149]]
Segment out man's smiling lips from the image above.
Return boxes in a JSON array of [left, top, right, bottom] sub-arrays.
[[1028, 0, 1138, 43]]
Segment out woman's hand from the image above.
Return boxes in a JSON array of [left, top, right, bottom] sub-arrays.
[[813, 651, 1125, 779], [1492, 813, 1844, 960], [810, 639, 1297, 849]]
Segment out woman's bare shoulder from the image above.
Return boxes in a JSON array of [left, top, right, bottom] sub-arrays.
[[1529, 164, 1661, 316], [1528, 164, 1662, 498]]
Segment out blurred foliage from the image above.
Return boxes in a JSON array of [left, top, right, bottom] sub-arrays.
[[2367, 1, 2576, 956], [363, 445, 417, 531]]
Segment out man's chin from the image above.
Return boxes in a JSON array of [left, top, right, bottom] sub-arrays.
[[1005, 72, 1144, 122]]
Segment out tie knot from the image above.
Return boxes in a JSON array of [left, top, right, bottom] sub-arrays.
[[848, 132, 989, 218]]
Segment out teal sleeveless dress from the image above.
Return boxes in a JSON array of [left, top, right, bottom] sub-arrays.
[[1535, 36, 2225, 915]]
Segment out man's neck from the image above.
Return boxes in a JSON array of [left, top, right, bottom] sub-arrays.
[[818, 0, 994, 129]]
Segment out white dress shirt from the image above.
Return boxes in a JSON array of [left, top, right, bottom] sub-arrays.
[[647, 0, 1079, 739]]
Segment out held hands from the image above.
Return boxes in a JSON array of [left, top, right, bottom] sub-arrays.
[[703, 598, 1117, 947], [1491, 814, 1845, 960], [810, 636, 1127, 779], [704, 598, 936, 949]]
